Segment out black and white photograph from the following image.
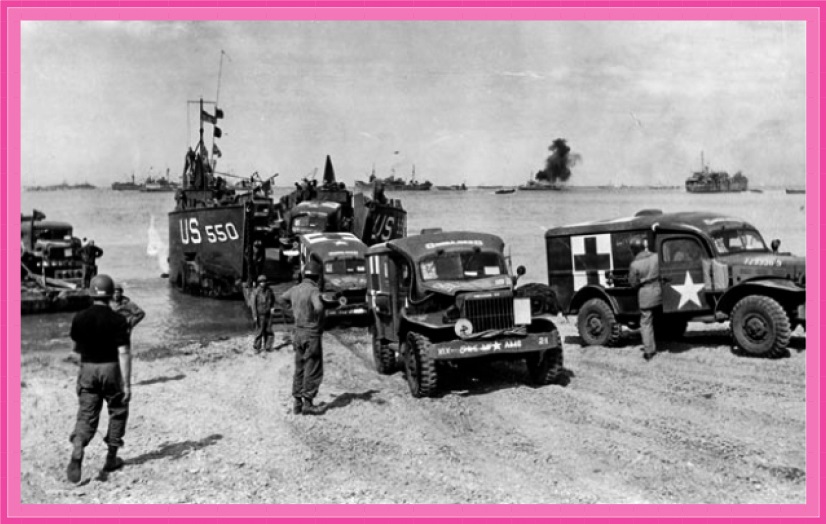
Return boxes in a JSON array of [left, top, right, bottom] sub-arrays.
[[18, 17, 807, 505]]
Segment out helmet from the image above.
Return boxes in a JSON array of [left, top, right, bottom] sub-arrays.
[[629, 237, 646, 255], [257, 275, 268, 284], [89, 274, 115, 299], [114, 284, 124, 292], [304, 260, 321, 277]]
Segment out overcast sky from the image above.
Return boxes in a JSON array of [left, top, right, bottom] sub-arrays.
[[21, 20, 806, 188]]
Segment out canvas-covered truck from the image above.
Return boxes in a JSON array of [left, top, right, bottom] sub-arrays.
[[366, 230, 565, 397], [544, 210, 805, 358], [298, 232, 370, 322]]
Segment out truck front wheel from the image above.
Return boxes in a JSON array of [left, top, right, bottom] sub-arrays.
[[371, 323, 396, 375], [577, 298, 621, 347], [525, 345, 565, 386], [403, 332, 437, 398], [731, 295, 791, 358]]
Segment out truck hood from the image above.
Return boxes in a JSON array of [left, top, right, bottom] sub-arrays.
[[422, 276, 512, 296], [325, 274, 368, 291], [721, 252, 806, 284]]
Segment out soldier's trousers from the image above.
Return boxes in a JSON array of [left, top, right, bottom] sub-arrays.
[[81, 264, 97, 288], [253, 314, 273, 351], [640, 308, 657, 357], [70, 362, 129, 448], [292, 330, 323, 400]]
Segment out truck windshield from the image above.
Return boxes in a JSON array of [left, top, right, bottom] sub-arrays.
[[711, 228, 768, 254], [34, 228, 73, 241], [419, 251, 507, 281], [292, 214, 328, 233], [324, 258, 366, 275]]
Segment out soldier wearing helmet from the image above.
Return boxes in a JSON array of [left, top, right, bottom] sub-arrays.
[[67, 274, 132, 483], [627, 236, 663, 361], [277, 259, 334, 415], [250, 274, 276, 353], [111, 284, 146, 344]]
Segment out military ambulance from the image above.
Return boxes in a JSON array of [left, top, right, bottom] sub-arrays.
[[298, 232, 369, 320], [366, 230, 565, 397], [544, 210, 805, 358]]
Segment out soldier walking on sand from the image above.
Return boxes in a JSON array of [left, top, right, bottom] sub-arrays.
[[251, 275, 276, 353], [67, 274, 132, 483], [278, 261, 335, 416], [628, 237, 663, 362], [111, 284, 146, 347]]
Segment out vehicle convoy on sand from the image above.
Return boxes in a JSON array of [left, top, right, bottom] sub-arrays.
[[167, 96, 406, 300], [366, 230, 565, 397], [544, 210, 805, 357], [21, 210, 92, 314], [297, 232, 370, 321]]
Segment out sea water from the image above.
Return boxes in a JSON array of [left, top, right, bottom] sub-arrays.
[[19, 187, 807, 355]]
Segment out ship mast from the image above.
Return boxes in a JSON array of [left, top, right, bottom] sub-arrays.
[[209, 50, 227, 170]]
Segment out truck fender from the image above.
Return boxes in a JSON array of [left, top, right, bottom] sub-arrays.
[[529, 315, 558, 335], [715, 279, 805, 315], [568, 285, 620, 315]]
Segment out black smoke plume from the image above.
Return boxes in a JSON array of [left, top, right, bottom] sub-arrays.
[[536, 138, 581, 183]]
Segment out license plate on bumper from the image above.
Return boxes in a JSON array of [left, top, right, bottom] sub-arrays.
[[328, 306, 367, 317], [430, 332, 559, 360]]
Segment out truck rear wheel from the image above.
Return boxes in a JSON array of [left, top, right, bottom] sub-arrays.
[[731, 295, 791, 358], [525, 346, 564, 386], [577, 298, 621, 347], [371, 323, 396, 375], [403, 332, 437, 398]]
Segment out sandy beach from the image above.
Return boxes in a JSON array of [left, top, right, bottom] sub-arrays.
[[20, 318, 806, 504]]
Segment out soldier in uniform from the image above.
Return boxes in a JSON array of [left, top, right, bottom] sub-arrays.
[[79, 240, 103, 288], [111, 284, 146, 347], [67, 274, 132, 483], [278, 261, 332, 415], [628, 237, 662, 361], [251, 275, 275, 353]]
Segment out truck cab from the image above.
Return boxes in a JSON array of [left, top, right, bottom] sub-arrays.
[[298, 232, 369, 321], [21, 217, 84, 287], [544, 210, 805, 357], [366, 230, 565, 397]]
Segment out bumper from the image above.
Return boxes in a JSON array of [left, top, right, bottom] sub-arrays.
[[429, 332, 559, 360], [326, 304, 369, 318]]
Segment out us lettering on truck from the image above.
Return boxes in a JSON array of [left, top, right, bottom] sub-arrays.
[[179, 219, 239, 245]]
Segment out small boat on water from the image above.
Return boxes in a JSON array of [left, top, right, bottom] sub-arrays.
[[749, 189, 764, 194], [141, 169, 178, 192], [685, 153, 748, 193], [355, 166, 432, 191], [518, 180, 563, 191], [495, 188, 515, 194], [785, 188, 805, 194], [436, 182, 467, 191], [112, 173, 141, 191]]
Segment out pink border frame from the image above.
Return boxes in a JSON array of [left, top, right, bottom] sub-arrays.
[[1, 1, 821, 522]]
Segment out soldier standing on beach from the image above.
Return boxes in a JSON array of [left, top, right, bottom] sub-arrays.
[[628, 237, 663, 362], [111, 284, 146, 347], [251, 275, 275, 353], [67, 274, 132, 483], [79, 240, 103, 288], [277, 261, 333, 416]]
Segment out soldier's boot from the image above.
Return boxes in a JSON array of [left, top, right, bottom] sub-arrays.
[[292, 398, 304, 415], [301, 398, 323, 416], [66, 438, 84, 483], [103, 446, 124, 472]]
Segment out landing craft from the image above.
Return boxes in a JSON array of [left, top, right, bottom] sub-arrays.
[[168, 92, 406, 299]]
